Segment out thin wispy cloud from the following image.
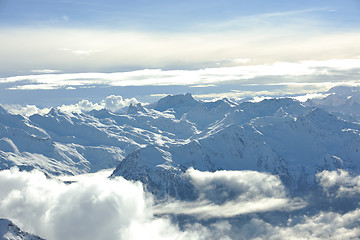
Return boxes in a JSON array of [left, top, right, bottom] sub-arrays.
[[207, 7, 332, 31], [261, 8, 330, 17]]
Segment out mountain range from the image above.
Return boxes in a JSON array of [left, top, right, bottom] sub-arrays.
[[1, 86, 360, 239], [0, 86, 359, 200]]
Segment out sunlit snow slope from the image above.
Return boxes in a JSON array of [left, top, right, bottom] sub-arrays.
[[1, 88, 360, 200]]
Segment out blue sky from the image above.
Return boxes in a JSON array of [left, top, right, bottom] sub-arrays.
[[1, 0, 359, 29], [1, 0, 359, 30], [0, 0, 359, 106]]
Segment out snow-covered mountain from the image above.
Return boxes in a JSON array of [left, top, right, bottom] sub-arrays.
[[2, 88, 360, 239], [0, 219, 44, 240], [1, 89, 360, 200], [306, 86, 360, 119], [0, 101, 197, 176], [112, 95, 360, 198]]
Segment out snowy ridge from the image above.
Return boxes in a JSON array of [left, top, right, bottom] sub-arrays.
[[0, 101, 199, 175], [306, 86, 360, 118], [0, 219, 44, 240], [113, 93, 360, 199], [1, 91, 360, 200], [2, 90, 360, 239]]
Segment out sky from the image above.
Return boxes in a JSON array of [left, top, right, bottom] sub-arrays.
[[0, 0, 360, 106]]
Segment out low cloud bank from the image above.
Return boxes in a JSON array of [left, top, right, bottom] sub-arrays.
[[1, 104, 51, 117], [1, 168, 360, 239], [230, 208, 360, 239], [58, 95, 139, 113], [101, 95, 139, 112], [2, 95, 139, 116], [0, 168, 235, 240], [0, 168, 147, 240], [317, 170, 360, 198], [2, 59, 360, 92], [154, 169, 305, 219]]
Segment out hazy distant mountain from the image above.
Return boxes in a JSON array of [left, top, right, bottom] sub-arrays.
[[306, 86, 360, 119]]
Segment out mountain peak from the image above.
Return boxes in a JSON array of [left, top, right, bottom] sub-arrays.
[[153, 93, 200, 119], [47, 107, 60, 116], [203, 98, 238, 111], [127, 103, 147, 114], [155, 93, 198, 111]]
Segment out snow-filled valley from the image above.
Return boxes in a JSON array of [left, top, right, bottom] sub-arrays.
[[1, 86, 360, 239]]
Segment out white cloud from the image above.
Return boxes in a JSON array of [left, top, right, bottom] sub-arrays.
[[0, 168, 227, 240], [260, 8, 330, 18], [66, 86, 76, 90], [2, 95, 140, 116], [187, 168, 285, 199], [150, 93, 169, 98], [101, 95, 139, 112], [317, 170, 360, 198], [1, 104, 50, 117], [154, 169, 306, 219], [57, 100, 103, 113], [31, 69, 62, 74], [1, 168, 360, 240], [193, 90, 277, 100], [0, 26, 359, 76], [2, 59, 360, 93], [60, 48, 100, 56], [0, 168, 147, 240], [249, 96, 273, 103], [56, 95, 139, 114], [189, 84, 216, 88], [232, 208, 360, 239], [293, 93, 330, 102]]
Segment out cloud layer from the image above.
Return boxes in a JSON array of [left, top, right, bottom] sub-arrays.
[[154, 169, 305, 219], [0, 6, 359, 105], [1, 25, 359, 75], [2, 95, 139, 116], [317, 170, 360, 198], [1, 27, 359, 104], [1, 168, 360, 239], [0, 168, 214, 240], [57, 95, 139, 113], [1, 58, 360, 103]]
